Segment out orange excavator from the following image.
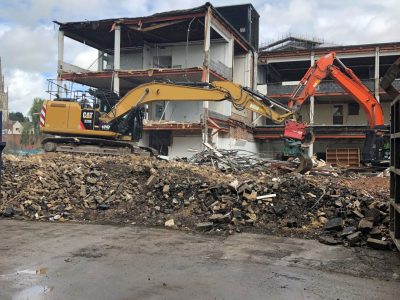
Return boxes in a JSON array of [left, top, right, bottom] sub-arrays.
[[286, 51, 386, 163]]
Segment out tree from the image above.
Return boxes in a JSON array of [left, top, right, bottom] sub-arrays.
[[28, 98, 45, 136], [21, 122, 34, 146], [9, 112, 26, 123]]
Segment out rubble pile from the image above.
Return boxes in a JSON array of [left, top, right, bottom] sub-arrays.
[[187, 145, 275, 172], [0, 153, 394, 250]]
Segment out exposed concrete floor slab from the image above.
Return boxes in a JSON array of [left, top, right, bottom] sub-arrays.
[[0, 220, 399, 300]]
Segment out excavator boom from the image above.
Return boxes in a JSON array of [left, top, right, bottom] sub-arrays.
[[288, 52, 384, 128], [101, 81, 293, 124]]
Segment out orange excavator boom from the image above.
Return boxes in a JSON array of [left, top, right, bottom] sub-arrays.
[[288, 51, 384, 128]]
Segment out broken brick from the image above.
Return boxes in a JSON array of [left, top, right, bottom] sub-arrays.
[[146, 175, 157, 187]]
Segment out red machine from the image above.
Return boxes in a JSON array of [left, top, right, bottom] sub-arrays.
[[282, 51, 386, 163]]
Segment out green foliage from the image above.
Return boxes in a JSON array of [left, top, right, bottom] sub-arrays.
[[19, 98, 45, 146], [28, 98, 45, 136], [9, 112, 26, 123], [21, 122, 34, 146]]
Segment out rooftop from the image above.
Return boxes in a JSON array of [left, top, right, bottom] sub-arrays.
[[55, 2, 254, 54]]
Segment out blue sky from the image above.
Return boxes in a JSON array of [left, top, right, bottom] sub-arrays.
[[0, 0, 399, 113]]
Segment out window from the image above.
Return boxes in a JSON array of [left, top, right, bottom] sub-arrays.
[[155, 103, 165, 120], [333, 105, 343, 125], [153, 56, 172, 68], [348, 103, 360, 115]]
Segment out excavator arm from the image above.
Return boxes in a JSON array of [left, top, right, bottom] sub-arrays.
[[100, 81, 294, 124], [288, 52, 384, 127]]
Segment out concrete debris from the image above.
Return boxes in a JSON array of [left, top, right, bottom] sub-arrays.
[[340, 226, 357, 236], [358, 219, 374, 233], [257, 194, 276, 200], [187, 144, 275, 172], [3, 207, 14, 217], [196, 222, 214, 231], [366, 238, 389, 250], [0, 153, 394, 251], [146, 175, 157, 187], [318, 235, 342, 245], [346, 231, 362, 246], [324, 217, 343, 231], [164, 219, 175, 228]]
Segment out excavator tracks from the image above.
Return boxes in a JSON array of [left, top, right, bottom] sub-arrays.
[[41, 136, 157, 156]]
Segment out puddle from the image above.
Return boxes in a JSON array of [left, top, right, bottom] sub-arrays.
[[13, 285, 53, 300]]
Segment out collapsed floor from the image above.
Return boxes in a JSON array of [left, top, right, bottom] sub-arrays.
[[0, 153, 394, 251]]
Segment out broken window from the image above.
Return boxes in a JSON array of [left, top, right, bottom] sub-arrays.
[[155, 103, 165, 120], [348, 103, 360, 115], [333, 105, 343, 125], [153, 56, 172, 68]]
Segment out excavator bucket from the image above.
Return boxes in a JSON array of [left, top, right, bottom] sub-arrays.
[[295, 152, 313, 174]]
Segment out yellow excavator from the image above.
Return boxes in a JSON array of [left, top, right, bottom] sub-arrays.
[[40, 80, 314, 173], [40, 51, 388, 172]]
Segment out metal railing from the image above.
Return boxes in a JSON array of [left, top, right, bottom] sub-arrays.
[[46, 79, 120, 113]]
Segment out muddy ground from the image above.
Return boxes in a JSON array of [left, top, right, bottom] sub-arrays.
[[0, 220, 399, 300]]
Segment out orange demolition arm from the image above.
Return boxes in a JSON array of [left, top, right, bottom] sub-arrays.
[[288, 52, 384, 128]]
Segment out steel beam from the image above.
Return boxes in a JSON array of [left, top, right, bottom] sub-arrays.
[[202, 6, 211, 145], [113, 25, 121, 95], [375, 47, 380, 102], [57, 30, 64, 94], [308, 51, 315, 157]]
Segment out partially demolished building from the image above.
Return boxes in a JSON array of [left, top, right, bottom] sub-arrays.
[[55, 3, 260, 157], [256, 36, 400, 158], [54, 3, 400, 160]]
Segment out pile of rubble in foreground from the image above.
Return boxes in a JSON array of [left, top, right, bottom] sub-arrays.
[[0, 153, 394, 251]]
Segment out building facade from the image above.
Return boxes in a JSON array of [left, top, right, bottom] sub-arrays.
[[53, 5, 400, 160], [54, 3, 260, 157]]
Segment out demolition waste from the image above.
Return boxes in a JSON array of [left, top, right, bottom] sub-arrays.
[[0, 153, 394, 251]]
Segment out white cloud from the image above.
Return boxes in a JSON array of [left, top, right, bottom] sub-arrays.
[[0, 25, 56, 73], [7, 70, 48, 114], [257, 0, 400, 45]]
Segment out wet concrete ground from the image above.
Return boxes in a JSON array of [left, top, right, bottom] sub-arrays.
[[0, 220, 399, 300]]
